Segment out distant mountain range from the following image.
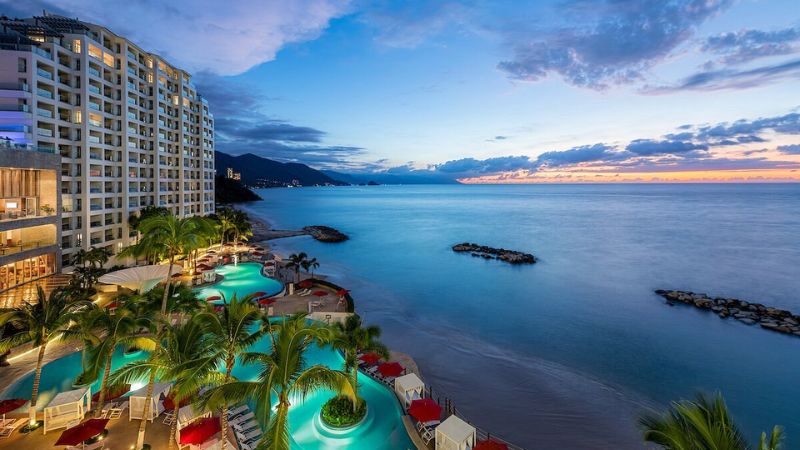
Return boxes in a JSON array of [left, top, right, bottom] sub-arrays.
[[216, 151, 459, 186]]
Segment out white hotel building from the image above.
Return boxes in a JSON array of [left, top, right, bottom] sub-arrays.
[[0, 14, 215, 271]]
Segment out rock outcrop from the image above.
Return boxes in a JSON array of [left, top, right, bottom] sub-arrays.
[[655, 290, 800, 338], [303, 226, 349, 243], [452, 243, 536, 264]]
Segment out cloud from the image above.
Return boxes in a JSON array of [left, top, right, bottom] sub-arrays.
[[625, 139, 708, 156], [701, 27, 800, 66], [435, 155, 536, 175], [497, 0, 731, 89], [646, 58, 800, 92], [7, 0, 352, 75], [358, 1, 473, 48], [778, 144, 800, 154], [535, 143, 617, 166]]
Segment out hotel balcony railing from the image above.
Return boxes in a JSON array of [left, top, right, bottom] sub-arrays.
[[0, 238, 58, 255], [90, 238, 103, 245], [36, 68, 54, 80], [37, 88, 53, 99], [36, 128, 54, 137], [90, 205, 102, 211], [33, 47, 52, 60]]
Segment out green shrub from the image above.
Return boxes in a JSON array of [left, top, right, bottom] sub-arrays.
[[321, 396, 366, 428]]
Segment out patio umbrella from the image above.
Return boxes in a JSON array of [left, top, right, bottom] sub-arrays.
[[312, 290, 328, 297], [408, 398, 441, 423], [179, 416, 221, 445], [55, 419, 109, 446], [252, 252, 264, 256], [104, 301, 118, 310], [197, 264, 212, 271], [205, 295, 221, 302], [377, 362, 404, 378], [0, 398, 27, 421], [336, 289, 349, 296], [358, 353, 381, 365], [474, 440, 509, 450], [298, 280, 313, 289], [91, 384, 130, 403], [251, 291, 267, 298], [258, 298, 276, 305]]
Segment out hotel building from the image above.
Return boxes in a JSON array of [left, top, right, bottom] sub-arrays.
[[0, 14, 215, 279]]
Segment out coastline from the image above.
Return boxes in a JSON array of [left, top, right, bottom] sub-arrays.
[[243, 205, 649, 449]]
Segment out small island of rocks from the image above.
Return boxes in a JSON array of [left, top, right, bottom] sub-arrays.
[[303, 225, 349, 243], [452, 242, 537, 264], [655, 289, 800, 337]]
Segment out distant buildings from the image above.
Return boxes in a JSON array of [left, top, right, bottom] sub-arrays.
[[0, 13, 215, 277], [226, 167, 241, 181]]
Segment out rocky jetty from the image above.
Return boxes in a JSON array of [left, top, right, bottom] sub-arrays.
[[655, 290, 800, 337], [303, 226, 349, 243], [452, 242, 536, 264]]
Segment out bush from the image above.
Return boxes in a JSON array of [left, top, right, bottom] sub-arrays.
[[320, 396, 366, 428]]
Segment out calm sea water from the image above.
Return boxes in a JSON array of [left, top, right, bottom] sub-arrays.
[[244, 184, 800, 449]]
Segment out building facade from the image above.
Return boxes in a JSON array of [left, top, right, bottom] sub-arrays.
[[0, 14, 215, 271]]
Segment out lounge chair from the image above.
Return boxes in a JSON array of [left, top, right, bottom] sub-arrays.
[[0, 419, 25, 438], [233, 420, 259, 433], [163, 410, 175, 425], [230, 412, 254, 425], [227, 405, 249, 418], [108, 401, 128, 419], [421, 427, 435, 445], [237, 429, 262, 443], [298, 289, 311, 296]]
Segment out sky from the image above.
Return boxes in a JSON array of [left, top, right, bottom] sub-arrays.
[[5, 0, 800, 182]]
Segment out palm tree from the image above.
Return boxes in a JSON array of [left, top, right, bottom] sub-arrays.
[[301, 257, 320, 279], [216, 208, 237, 247], [329, 315, 387, 404], [110, 320, 221, 450], [192, 296, 264, 450], [286, 252, 308, 283], [640, 392, 784, 450], [201, 313, 355, 450], [65, 301, 155, 416], [0, 287, 91, 424]]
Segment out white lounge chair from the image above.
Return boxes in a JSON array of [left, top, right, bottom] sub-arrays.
[[298, 289, 311, 296], [163, 410, 175, 425], [421, 427, 435, 445], [227, 405, 249, 417], [0, 419, 25, 438], [237, 429, 262, 443], [108, 401, 128, 419], [230, 412, 254, 425], [233, 420, 259, 433]]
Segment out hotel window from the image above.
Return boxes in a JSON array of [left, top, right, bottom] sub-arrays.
[[74, 110, 82, 124], [0, 254, 56, 293], [73, 39, 81, 53], [103, 52, 114, 67], [17, 58, 26, 73], [88, 44, 102, 60]]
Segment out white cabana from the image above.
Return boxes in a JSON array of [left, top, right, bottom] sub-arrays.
[[98, 264, 184, 292], [435, 415, 476, 450], [43, 387, 90, 434], [177, 404, 211, 430], [394, 373, 424, 408], [129, 383, 171, 422]]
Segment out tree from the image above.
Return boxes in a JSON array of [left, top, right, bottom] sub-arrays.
[[0, 287, 91, 425], [192, 296, 264, 450], [110, 320, 222, 450], [286, 252, 308, 283], [329, 315, 388, 405], [66, 301, 155, 416], [301, 257, 320, 279], [215, 208, 237, 247], [201, 313, 355, 450], [640, 392, 784, 450]]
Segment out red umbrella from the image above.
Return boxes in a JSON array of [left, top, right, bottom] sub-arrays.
[[251, 291, 267, 298], [105, 301, 118, 310], [408, 398, 442, 423], [358, 353, 381, 365], [474, 440, 509, 450], [91, 384, 130, 403], [214, 305, 223, 312], [377, 362, 404, 378], [336, 289, 349, 296], [258, 298, 276, 305], [298, 280, 313, 289], [179, 417, 221, 445], [0, 399, 27, 415], [163, 395, 190, 412], [197, 264, 212, 271], [252, 252, 264, 256], [312, 290, 328, 297], [55, 419, 109, 446], [206, 295, 221, 302]]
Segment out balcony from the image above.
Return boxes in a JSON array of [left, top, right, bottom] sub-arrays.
[[37, 88, 53, 99]]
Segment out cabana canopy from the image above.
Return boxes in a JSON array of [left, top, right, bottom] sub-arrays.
[[435, 415, 476, 450], [177, 404, 211, 430], [394, 373, 424, 408], [43, 387, 90, 434], [129, 383, 170, 422], [98, 265, 183, 292]]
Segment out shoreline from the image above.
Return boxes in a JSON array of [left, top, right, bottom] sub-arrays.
[[243, 206, 648, 449]]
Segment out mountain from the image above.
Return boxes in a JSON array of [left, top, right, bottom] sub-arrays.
[[215, 152, 347, 187], [215, 175, 262, 204], [322, 170, 460, 185]]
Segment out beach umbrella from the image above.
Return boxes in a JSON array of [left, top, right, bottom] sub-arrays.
[[253, 252, 264, 256], [251, 291, 267, 298], [474, 440, 509, 450], [179, 417, 221, 445], [0, 398, 27, 422], [298, 280, 313, 289], [197, 264, 212, 271], [55, 419, 109, 446], [312, 290, 328, 297], [358, 353, 381, 365], [104, 301, 118, 310], [258, 298, 276, 305], [377, 362, 404, 378], [408, 398, 441, 423], [91, 384, 130, 403], [336, 289, 349, 296], [205, 295, 221, 302]]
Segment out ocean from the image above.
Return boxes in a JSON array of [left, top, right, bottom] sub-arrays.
[[242, 183, 800, 449]]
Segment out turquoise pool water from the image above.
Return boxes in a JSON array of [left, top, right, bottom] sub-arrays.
[[195, 262, 284, 304]]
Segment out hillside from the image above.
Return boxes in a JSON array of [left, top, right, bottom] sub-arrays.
[[215, 151, 347, 187]]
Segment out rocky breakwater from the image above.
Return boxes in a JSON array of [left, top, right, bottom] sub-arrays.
[[452, 242, 537, 264], [655, 290, 800, 337], [303, 225, 349, 243]]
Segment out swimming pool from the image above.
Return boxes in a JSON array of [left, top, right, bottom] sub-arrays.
[[195, 262, 284, 304]]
